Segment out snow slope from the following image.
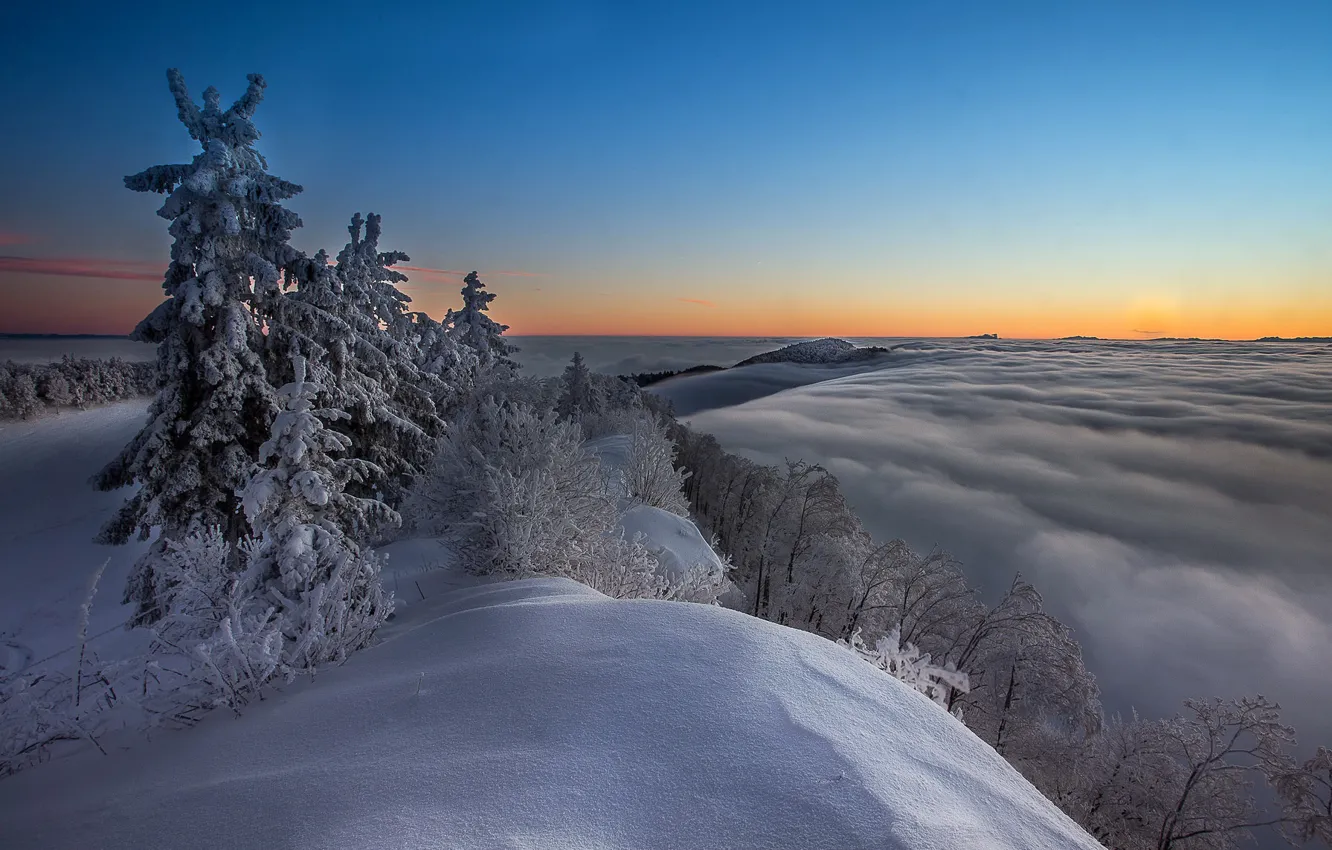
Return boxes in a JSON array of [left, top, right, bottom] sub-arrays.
[[0, 576, 1103, 850], [618, 503, 725, 581], [0, 401, 150, 673]]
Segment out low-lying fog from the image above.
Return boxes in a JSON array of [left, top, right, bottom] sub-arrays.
[[527, 336, 1332, 746], [9, 334, 1330, 747]]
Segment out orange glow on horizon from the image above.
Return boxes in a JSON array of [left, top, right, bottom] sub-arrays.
[[3, 271, 1329, 342]]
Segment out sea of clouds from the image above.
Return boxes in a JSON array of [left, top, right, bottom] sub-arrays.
[[10, 333, 1329, 749], [638, 337, 1332, 747]]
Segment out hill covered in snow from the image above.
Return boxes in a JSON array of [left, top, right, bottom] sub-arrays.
[[732, 337, 890, 367], [0, 572, 1104, 850]]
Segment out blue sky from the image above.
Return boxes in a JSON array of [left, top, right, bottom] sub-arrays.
[[2, 0, 1330, 336]]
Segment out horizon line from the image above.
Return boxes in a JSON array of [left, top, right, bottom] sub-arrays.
[[3, 331, 1327, 343]]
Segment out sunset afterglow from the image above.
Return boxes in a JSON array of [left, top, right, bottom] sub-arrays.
[[2, 2, 1329, 341]]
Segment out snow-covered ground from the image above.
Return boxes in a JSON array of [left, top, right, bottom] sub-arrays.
[[1, 402, 1103, 850], [0, 401, 150, 675], [1, 571, 1102, 849], [585, 432, 727, 583]]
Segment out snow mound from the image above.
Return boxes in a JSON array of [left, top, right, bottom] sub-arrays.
[[618, 503, 725, 581], [0, 578, 1101, 850], [733, 337, 888, 367], [585, 433, 725, 582]]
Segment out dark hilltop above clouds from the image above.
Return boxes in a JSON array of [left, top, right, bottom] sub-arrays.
[[731, 337, 891, 367], [627, 338, 890, 387], [1256, 335, 1332, 342]]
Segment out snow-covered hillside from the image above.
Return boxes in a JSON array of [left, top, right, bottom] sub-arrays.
[[732, 337, 889, 367], [0, 572, 1103, 850], [0, 398, 1104, 850], [0, 401, 149, 670]]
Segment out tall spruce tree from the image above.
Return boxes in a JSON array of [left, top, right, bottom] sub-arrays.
[[94, 69, 305, 622], [265, 213, 441, 508], [330, 213, 444, 485]]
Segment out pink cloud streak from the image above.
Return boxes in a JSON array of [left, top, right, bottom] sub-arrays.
[[678, 298, 715, 307], [0, 256, 162, 281], [0, 232, 33, 246]]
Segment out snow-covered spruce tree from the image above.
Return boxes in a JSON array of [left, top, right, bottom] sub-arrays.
[[556, 351, 601, 421], [411, 308, 478, 418], [238, 356, 394, 671], [94, 69, 305, 623], [450, 271, 519, 373], [266, 213, 442, 509], [331, 213, 446, 495]]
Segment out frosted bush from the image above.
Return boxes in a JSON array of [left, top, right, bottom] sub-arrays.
[[840, 626, 970, 711], [622, 416, 691, 516], [412, 398, 710, 600]]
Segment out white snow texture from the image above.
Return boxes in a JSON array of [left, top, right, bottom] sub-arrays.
[[0, 574, 1102, 850]]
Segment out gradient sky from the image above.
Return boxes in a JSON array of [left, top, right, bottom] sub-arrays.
[[1, 1, 1330, 338]]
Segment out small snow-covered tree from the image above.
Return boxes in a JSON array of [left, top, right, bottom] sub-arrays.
[[148, 528, 287, 709], [238, 356, 394, 671], [450, 271, 518, 372], [8, 372, 39, 420], [94, 69, 306, 622], [411, 309, 478, 418], [556, 351, 600, 420]]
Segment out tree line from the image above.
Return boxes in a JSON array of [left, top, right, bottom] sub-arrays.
[[0, 358, 156, 421]]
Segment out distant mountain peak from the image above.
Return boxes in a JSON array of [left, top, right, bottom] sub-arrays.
[[733, 337, 888, 368]]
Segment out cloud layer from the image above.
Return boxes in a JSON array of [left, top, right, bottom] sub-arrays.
[[661, 338, 1332, 742], [512, 336, 814, 378]]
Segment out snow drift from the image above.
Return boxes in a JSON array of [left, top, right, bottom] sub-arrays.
[[0, 576, 1102, 850]]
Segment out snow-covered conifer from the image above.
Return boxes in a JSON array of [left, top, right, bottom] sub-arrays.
[[267, 213, 441, 508], [94, 69, 306, 622], [238, 356, 394, 670], [450, 271, 518, 372], [556, 351, 600, 421]]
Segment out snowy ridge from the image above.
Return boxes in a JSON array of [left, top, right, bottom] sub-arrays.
[[732, 337, 890, 368], [0, 575, 1104, 850]]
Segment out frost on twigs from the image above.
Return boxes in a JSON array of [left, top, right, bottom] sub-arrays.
[[840, 626, 969, 712], [411, 397, 708, 601]]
